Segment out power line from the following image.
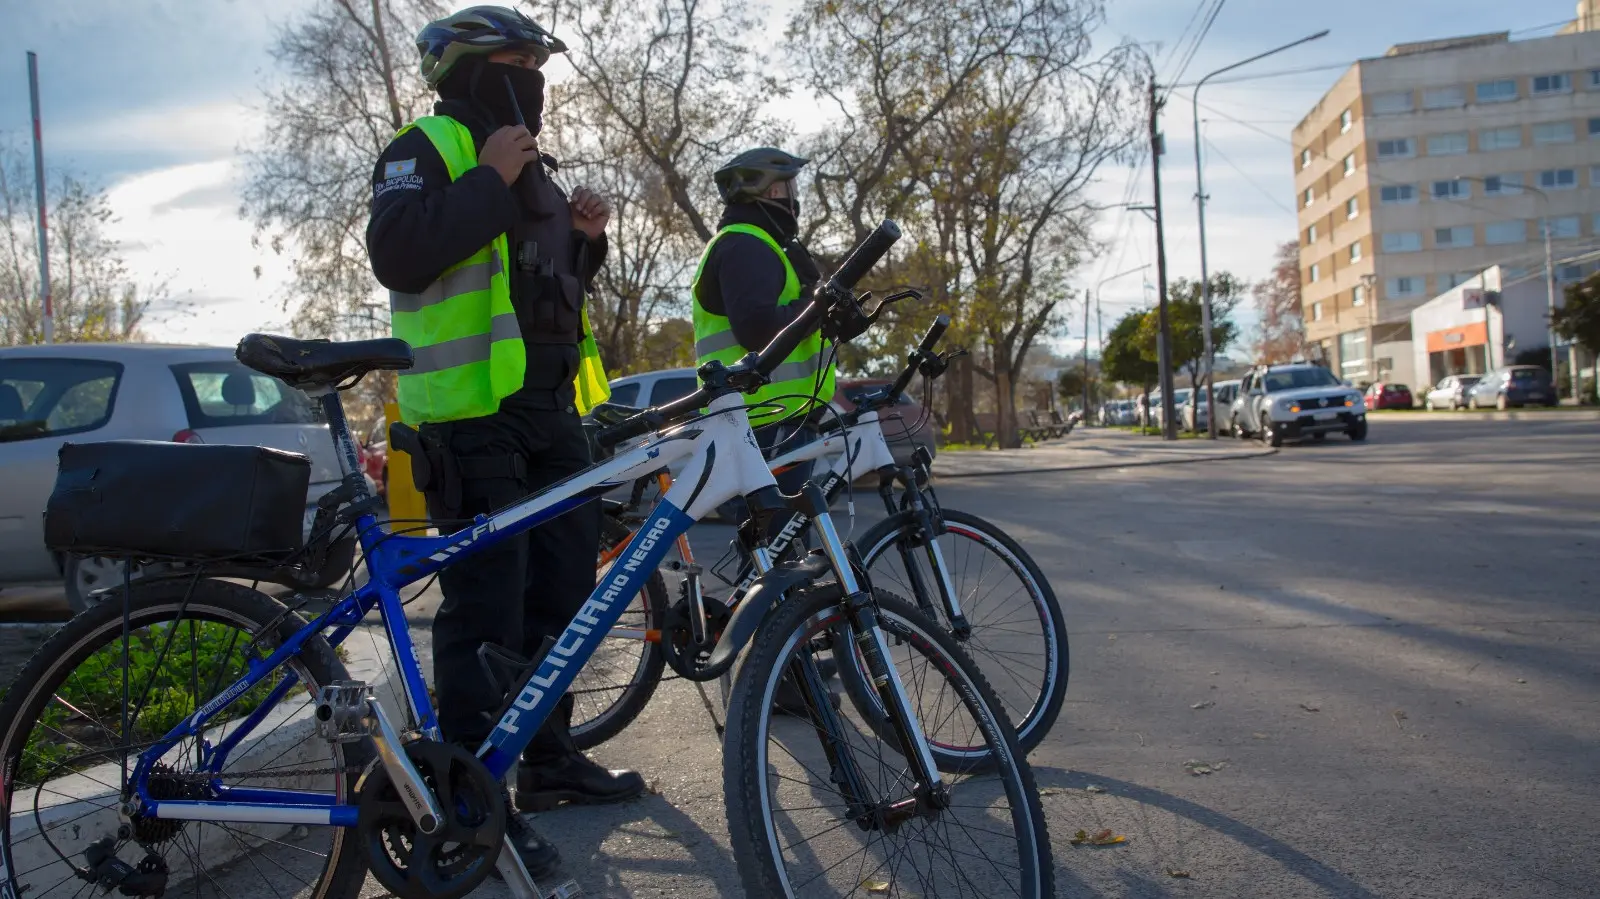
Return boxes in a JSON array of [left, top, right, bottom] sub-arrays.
[[1157, 0, 1214, 84], [1202, 135, 1297, 215], [1177, 60, 1352, 88], [1165, 0, 1227, 97]]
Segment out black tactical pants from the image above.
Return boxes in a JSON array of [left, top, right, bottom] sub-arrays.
[[425, 394, 601, 762]]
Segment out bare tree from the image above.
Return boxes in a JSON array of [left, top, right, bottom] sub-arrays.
[[1253, 240, 1307, 364], [241, 0, 443, 340], [0, 144, 160, 344]]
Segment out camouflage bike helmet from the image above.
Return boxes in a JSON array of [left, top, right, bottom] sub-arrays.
[[713, 147, 808, 204], [416, 6, 567, 88]]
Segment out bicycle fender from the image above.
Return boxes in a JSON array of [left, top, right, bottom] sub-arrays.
[[706, 552, 833, 673]]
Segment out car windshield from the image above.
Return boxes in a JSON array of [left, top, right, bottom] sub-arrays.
[[1262, 367, 1341, 392], [1509, 369, 1543, 382], [1459, 376, 1480, 386]]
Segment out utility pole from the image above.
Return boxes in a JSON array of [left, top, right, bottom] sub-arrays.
[[28, 51, 52, 344], [1081, 295, 1092, 420], [1090, 264, 1150, 427], [1542, 218, 1561, 400], [1149, 79, 1177, 440]]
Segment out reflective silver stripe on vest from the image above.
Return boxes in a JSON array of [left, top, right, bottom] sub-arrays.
[[408, 312, 521, 374], [770, 354, 825, 385], [390, 251, 505, 315], [694, 330, 743, 357]]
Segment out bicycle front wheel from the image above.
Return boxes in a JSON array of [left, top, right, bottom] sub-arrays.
[[723, 587, 1054, 898], [853, 507, 1069, 755], [0, 577, 371, 899]]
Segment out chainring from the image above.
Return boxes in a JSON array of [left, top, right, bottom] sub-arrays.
[[355, 740, 505, 899], [660, 590, 733, 681]]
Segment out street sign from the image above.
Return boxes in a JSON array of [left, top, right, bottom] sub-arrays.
[[1462, 288, 1485, 309]]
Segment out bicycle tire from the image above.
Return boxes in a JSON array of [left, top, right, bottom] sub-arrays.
[[723, 587, 1054, 897], [569, 513, 668, 750], [845, 508, 1069, 758], [0, 577, 372, 899]]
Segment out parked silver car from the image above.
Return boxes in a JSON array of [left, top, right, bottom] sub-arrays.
[[1183, 379, 1240, 432], [1424, 374, 1481, 411], [0, 343, 348, 609], [1230, 363, 1367, 446]]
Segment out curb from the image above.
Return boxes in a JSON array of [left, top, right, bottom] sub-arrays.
[[934, 447, 1279, 480]]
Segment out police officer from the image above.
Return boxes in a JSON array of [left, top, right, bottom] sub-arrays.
[[366, 6, 643, 878]]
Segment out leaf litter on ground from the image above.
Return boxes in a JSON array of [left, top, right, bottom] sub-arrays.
[[1070, 829, 1127, 846], [1183, 758, 1229, 776]]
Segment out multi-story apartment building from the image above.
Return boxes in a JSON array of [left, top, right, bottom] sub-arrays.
[[1291, 18, 1600, 386]]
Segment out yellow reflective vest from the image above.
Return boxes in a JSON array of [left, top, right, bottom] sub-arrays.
[[691, 223, 834, 424], [388, 115, 609, 425]]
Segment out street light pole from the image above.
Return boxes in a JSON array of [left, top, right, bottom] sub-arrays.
[[1192, 29, 1329, 439]]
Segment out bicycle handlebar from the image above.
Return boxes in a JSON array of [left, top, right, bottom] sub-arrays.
[[595, 220, 903, 449], [888, 314, 949, 399]]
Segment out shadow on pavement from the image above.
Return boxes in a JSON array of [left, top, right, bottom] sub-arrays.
[[1033, 767, 1383, 898], [532, 791, 741, 897]]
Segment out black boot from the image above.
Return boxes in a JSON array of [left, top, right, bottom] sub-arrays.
[[515, 694, 646, 813], [772, 657, 840, 718], [494, 787, 560, 881]]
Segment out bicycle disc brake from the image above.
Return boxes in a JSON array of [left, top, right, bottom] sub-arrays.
[[356, 740, 505, 899], [661, 592, 733, 681]]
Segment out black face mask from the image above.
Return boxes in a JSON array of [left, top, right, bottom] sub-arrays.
[[441, 58, 547, 134]]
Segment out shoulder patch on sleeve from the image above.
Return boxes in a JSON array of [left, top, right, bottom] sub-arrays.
[[383, 158, 417, 179]]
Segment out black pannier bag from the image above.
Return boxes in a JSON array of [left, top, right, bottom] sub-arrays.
[[45, 441, 312, 561]]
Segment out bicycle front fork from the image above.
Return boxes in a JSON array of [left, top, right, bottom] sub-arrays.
[[878, 467, 971, 639]]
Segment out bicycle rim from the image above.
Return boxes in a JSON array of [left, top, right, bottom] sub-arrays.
[[0, 579, 367, 899], [726, 588, 1052, 897], [860, 509, 1067, 750]]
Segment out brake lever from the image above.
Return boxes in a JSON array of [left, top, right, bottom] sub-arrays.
[[919, 347, 967, 380], [864, 288, 924, 322]]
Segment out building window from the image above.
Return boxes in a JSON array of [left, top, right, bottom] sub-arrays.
[[1352, 284, 1366, 306], [1588, 117, 1600, 137], [1311, 301, 1324, 321], [1593, 165, 1600, 187], [1381, 231, 1422, 253], [1532, 73, 1572, 95], [1434, 226, 1473, 248], [1339, 329, 1370, 378], [1558, 264, 1585, 282], [1370, 91, 1413, 115], [1306, 223, 1318, 244], [1349, 242, 1362, 262], [1476, 79, 1517, 103], [1479, 126, 1522, 151], [1304, 187, 1314, 208], [1376, 138, 1414, 158], [1385, 277, 1423, 298], [1422, 86, 1465, 109], [1340, 110, 1353, 132], [1545, 216, 1580, 239], [1379, 184, 1416, 204], [1300, 148, 1311, 169], [1343, 154, 1356, 176], [1426, 132, 1469, 155], [1591, 70, 1600, 88], [1485, 220, 1526, 245], [1484, 174, 1522, 195], [1431, 179, 1469, 200], [1309, 263, 1320, 283], [1442, 272, 1477, 290], [1346, 197, 1359, 219], [1538, 168, 1578, 190], [1532, 121, 1575, 144]]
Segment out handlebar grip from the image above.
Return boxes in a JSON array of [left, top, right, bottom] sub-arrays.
[[827, 220, 902, 291], [918, 314, 950, 353], [594, 415, 652, 450], [594, 388, 709, 448]]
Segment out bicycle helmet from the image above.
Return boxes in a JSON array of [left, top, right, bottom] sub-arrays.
[[417, 6, 567, 88], [713, 147, 808, 204]]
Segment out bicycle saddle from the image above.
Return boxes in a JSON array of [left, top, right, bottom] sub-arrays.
[[236, 333, 413, 391]]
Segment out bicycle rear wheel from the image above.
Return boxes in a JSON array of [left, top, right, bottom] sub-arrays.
[[0, 577, 371, 899], [569, 513, 668, 750], [851, 507, 1068, 756], [723, 587, 1054, 897]]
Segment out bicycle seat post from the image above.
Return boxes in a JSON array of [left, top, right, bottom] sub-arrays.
[[315, 391, 365, 483]]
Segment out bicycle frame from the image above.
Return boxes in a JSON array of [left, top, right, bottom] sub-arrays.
[[130, 389, 795, 829]]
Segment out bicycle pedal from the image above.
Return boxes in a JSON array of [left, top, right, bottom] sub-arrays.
[[313, 680, 370, 743], [547, 881, 583, 899]]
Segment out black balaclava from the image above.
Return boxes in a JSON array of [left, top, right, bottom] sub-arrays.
[[438, 56, 546, 134], [718, 194, 820, 291]]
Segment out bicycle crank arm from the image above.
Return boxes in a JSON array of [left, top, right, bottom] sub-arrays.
[[366, 698, 445, 834], [495, 838, 584, 899]]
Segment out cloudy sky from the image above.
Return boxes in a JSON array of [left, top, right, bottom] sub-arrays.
[[0, 0, 1584, 354]]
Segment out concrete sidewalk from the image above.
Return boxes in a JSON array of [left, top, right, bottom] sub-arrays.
[[933, 428, 1275, 479], [1373, 408, 1600, 422]]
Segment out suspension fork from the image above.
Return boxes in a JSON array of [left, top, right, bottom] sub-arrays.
[[882, 467, 971, 639], [796, 483, 947, 813]]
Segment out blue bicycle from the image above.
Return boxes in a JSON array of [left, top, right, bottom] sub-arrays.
[[0, 223, 1053, 899]]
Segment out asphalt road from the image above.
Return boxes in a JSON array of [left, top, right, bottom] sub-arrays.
[[6, 416, 1598, 897]]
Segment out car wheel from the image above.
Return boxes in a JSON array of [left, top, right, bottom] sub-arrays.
[[64, 555, 170, 614], [1263, 416, 1283, 448], [1449, 399, 1458, 411], [1231, 414, 1247, 439], [1348, 417, 1368, 441], [1425, 398, 1434, 411], [1313, 432, 1327, 441], [1496, 394, 1508, 411], [1469, 396, 1480, 410]]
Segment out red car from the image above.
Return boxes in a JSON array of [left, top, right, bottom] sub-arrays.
[[1364, 382, 1414, 410], [360, 419, 388, 495]]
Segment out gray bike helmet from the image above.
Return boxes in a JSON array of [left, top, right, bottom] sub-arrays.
[[713, 147, 808, 204], [416, 6, 567, 88]]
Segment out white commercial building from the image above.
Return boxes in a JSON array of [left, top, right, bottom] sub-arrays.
[[1409, 265, 1555, 389]]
